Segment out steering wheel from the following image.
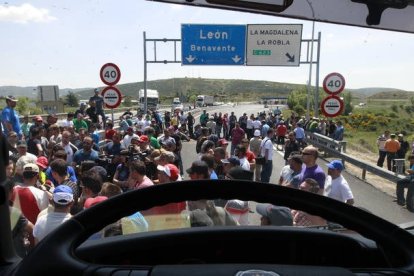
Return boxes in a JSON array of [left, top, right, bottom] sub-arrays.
[[14, 180, 414, 275]]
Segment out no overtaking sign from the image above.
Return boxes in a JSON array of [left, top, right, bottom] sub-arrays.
[[102, 86, 122, 109], [321, 95, 344, 117]]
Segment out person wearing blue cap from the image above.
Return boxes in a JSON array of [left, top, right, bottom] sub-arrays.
[[324, 160, 354, 205], [33, 185, 73, 244]]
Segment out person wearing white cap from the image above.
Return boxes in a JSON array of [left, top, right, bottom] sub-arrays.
[[249, 129, 262, 181], [33, 185, 73, 243], [12, 163, 49, 225]]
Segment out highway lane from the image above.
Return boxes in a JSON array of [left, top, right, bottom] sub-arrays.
[[181, 104, 414, 226]]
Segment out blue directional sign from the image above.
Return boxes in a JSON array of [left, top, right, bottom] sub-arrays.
[[181, 24, 246, 65]]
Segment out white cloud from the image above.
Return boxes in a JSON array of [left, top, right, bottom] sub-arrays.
[[0, 3, 56, 23]]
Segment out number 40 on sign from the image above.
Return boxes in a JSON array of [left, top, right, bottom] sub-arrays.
[[323, 72, 345, 95], [100, 63, 121, 86]]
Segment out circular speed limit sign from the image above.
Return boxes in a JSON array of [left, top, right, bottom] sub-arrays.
[[100, 63, 121, 86], [323, 72, 345, 95], [320, 95, 344, 117], [101, 86, 122, 109]]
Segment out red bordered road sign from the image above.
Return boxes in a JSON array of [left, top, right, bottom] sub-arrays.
[[101, 86, 122, 109], [321, 95, 344, 117], [323, 72, 345, 95], [100, 63, 121, 86]]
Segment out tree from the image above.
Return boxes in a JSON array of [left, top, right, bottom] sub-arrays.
[[188, 94, 197, 104], [65, 91, 79, 107], [123, 96, 132, 107], [15, 97, 29, 115], [343, 92, 353, 115], [293, 105, 305, 116], [287, 87, 310, 110]]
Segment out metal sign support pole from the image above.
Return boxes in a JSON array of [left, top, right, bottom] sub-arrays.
[[300, 34, 321, 120], [143, 33, 181, 115], [143, 31, 148, 114], [314, 32, 322, 118]]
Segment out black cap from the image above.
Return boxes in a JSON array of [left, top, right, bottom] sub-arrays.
[[227, 166, 254, 180], [256, 204, 293, 226], [189, 209, 214, 227], [186, 160, 209, 175], [288, 154, 303, 164], [221, 157, 240, 166], [16, 140, 27, 148]]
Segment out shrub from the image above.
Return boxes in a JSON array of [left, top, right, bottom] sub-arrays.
[[388, 112, 398, 118], [293, 105, 305, 116]]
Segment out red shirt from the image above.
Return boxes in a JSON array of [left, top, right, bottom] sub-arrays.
[[231, 127, 245, 145], [105, 129, 116, 140], [146, 202, 186, 215], [246, 150, 256, 162], [277, 124, 287, 136]]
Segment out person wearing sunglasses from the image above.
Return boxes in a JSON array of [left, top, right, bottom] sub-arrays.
[[300, 146, 326, 194]]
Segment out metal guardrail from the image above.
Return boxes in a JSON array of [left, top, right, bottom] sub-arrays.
[[305, 131, 406, 183], [18, 107, 135, 121]]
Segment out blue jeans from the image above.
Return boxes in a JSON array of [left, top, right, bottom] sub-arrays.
[[260, 160, 273, 183]]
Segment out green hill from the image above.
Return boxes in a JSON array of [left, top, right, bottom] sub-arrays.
[[74, 78, 304, 102]]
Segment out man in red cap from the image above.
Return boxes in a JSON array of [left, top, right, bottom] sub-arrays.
[[217, 138, 230, 158], [147, 164, 185, 215], [157, 163, 180, 183], [28, 116, 44, 137], [138, 135, 152, 156]]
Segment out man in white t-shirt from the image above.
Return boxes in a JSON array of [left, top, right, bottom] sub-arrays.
[[58, 130, 78, 164], [324, 160, 354, 205], [122, 127, 139, 148], [260, 128, 274, 183], [279, 153, 303, 189], [234, 144, 250, 171], [252, 118, 262, 132], [33, 185, 73, 243]]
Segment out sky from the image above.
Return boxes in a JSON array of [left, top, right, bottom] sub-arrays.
[[1, 0, 414, 91]]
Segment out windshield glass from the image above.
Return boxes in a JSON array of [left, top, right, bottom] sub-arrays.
[[3, 0, 414, 261]]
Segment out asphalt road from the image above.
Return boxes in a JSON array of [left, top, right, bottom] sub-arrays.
[[180, 104, 414, 226]]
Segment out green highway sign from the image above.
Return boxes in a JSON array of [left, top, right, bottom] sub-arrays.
[[252, 50, 271, 56]]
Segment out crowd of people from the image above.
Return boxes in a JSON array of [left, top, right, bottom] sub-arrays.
[[375, 130, 414, 210], [1, 95, 357, 258]]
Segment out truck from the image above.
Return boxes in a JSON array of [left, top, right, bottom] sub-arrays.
[[172, 97, 184, 112], [196, 95, 214, 107], [138, 89, 159, 111]]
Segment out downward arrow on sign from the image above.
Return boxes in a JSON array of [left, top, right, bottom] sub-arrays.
[[186, 55, 196, 63], [285, 53, 295, 63], [232, 55, 241, 63]]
